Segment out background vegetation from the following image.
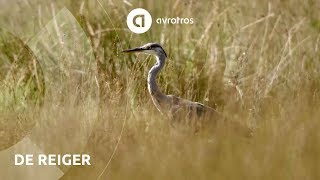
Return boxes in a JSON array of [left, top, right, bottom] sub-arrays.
[[0, 0, 320, 179]]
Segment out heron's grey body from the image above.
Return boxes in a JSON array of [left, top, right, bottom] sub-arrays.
[[123, 43, 220, 128]]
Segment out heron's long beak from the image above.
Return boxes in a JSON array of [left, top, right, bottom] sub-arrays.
[[122, 47, 146, 53]]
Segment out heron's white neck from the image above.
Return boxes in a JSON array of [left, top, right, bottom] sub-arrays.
[[147, 54, 166, 99]]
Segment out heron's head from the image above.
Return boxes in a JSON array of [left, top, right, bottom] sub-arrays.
[[123, 43, 167, 58]]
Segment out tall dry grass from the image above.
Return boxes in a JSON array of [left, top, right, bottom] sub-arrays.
[[0, 0, 320, 179]]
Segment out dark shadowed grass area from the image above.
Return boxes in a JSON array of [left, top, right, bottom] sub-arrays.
[[0, 0, 320, 179]]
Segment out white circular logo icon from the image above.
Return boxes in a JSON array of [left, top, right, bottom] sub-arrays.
[[126, 8, 152, 34]]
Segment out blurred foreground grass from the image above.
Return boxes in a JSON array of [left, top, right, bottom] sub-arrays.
[[0, 0, 320, 179]]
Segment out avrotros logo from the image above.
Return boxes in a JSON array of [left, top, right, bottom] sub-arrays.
[[126, 8, 152, 34], [126, 8, 194, 34]]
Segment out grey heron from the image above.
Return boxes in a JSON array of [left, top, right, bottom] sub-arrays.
[[123, 43, 222, 130]]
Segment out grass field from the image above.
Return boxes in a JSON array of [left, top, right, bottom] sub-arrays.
[[1, 0, 320, 179]]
